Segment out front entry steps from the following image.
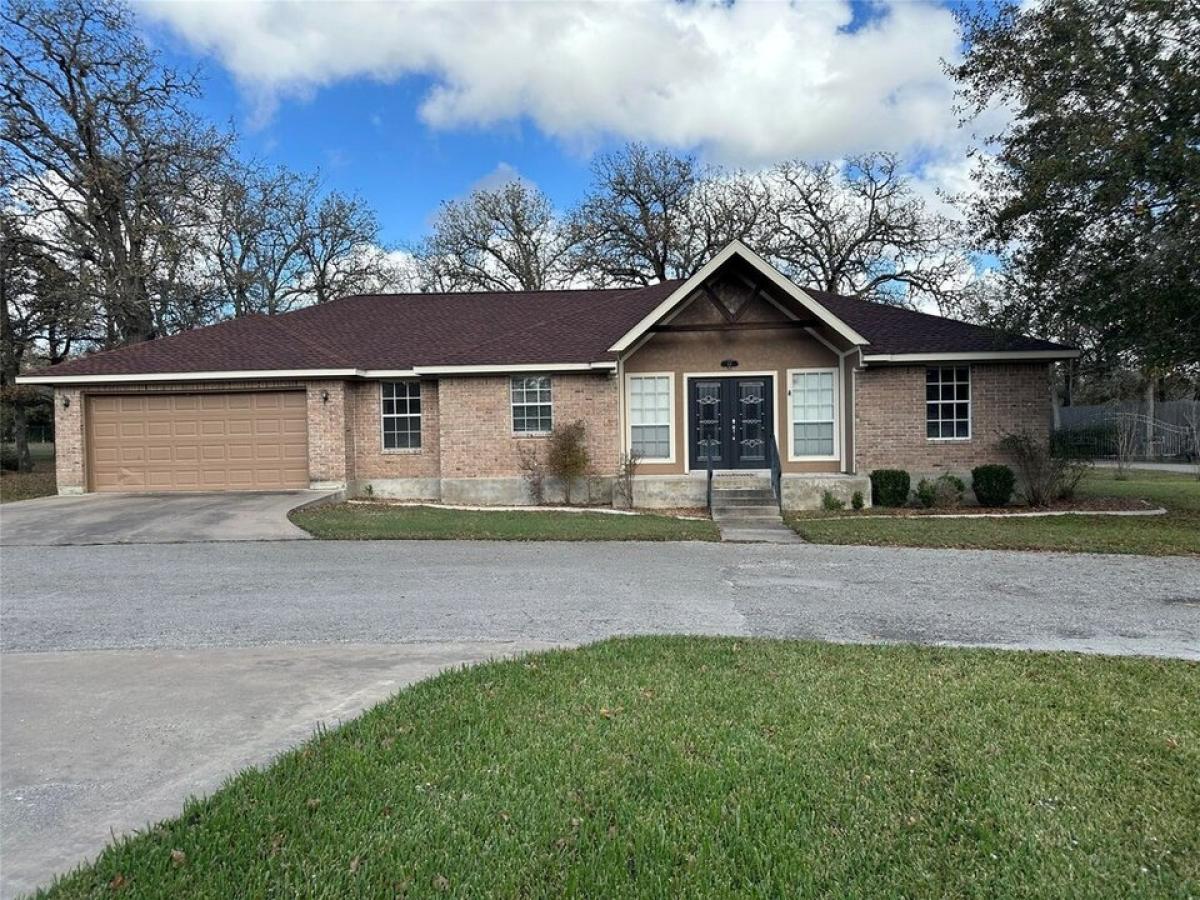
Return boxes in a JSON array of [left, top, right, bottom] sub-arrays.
[[710, 481, 803, 544]]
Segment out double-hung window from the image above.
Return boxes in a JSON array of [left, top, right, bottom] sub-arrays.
[[511, 376, 552, 434], [381, 381, 421, 450], [790, 369, 837, 458], [926, 366, 970, 439], [628, 375, 672, 460]]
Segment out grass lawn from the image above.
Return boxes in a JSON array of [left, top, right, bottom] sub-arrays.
[[291, 502, 720, 541], [40, 637, 1199, 898], [0, 444, 56, 503], [789, 468, 1200, 556]]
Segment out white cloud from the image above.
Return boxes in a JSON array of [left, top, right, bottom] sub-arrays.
[[141, 0, 969, 167]]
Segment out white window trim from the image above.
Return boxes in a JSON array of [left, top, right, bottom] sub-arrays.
[[926, 365, 972, 442], [787, 367, 840, 462], [379, 380, 422, 453], [681, 371, 777, 475], [510, 374, 553, 436], [624, 372, 676, 464]]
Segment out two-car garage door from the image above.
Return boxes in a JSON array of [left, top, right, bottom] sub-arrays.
[[86, 392, 309, 492]]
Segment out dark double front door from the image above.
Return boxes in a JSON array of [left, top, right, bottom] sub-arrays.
[[688, 376, 774, 470]]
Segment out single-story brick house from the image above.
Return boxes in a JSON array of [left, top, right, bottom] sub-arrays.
[[19, 242, 1076, 509]]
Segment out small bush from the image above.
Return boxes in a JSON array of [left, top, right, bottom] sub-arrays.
[[0, 446, 18, 471], [546, 420, 591, 504], [851, 490, 864, 510], [915, 478, 937, 509], [821, 490, 845, 511], [971, 464, 1015, 507], [1000, 430, 1090, 506], [870, 469, 910, 507], [516, 443, 545, 504], [934, 474, 966, 508]]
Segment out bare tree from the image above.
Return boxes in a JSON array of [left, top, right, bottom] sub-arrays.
[[568, 144, 702, 286], [755, 154, 970, 312], [1, 0, 230, 346], [414, 180, 575, 292], [292, 189, 391, 304], [209, 164, 315, 317]]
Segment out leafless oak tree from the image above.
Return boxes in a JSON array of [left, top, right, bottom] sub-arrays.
[[1, 0, 229, 346], [756, 154, 970, 311], [414, 181, 575, 291]]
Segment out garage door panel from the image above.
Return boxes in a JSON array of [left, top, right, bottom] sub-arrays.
[[87, 392, 309, 492]]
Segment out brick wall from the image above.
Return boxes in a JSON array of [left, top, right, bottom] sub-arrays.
[[53, 387, 85, 493], [348, 379, 441, 480], [438, 373, 620, 479], [305, 381, 350, 484], [854, 363, 1051, 474]]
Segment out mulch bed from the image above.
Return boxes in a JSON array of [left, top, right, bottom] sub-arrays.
[[807, 497, 1156, 518]]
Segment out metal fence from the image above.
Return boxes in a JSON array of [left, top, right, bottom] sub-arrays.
[[1053, 407, 1198, 461]]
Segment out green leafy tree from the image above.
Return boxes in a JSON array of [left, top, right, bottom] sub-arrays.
[[950, 0, 1200, 371]]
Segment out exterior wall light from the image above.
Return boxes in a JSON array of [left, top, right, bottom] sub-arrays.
[[61, 394, 71, 408], [321, 389, 330, 403]]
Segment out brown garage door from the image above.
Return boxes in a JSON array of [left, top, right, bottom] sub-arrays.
[[86, 392, 308, 492]]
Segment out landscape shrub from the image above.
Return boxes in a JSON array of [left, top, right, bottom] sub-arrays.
[[516, 443, 545, 504], [0, 446, 18, 471], [1000, 430, 1090, 506], [870, 469, 910, 507], [821, 490, 845, 511], [933, 474, 966, 508], [851, 490, 864, 510], [546, 420, 591, 504], [915, 478, 937, 509], [971, 464, 1016, 507]]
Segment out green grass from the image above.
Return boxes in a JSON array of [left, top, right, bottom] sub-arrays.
[[291, 502, 719, 541], [790, 468, 1200, 556], [0, 446, 56, 503], [40, 638, 1199, 898]]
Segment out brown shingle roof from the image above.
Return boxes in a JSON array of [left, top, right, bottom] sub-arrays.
[[28, 277, 1070, 379], [804, 289, 1070, 356]]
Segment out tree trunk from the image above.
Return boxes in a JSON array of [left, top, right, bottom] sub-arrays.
[[11, 401, 32, 473]]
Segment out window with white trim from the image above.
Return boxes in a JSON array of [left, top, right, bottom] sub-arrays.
[[926, 366, 971, 439], [628, 375, 671, 459], [791, 369, 836, 457], [381, 381, 421, 450], [511, 376, 552, 433]]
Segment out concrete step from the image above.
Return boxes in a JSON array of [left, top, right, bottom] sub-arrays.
[[712, 494, 777, 506], [716, 521, 804, 544], [711, 488, 775, 500], [712, 505, 781, 518]]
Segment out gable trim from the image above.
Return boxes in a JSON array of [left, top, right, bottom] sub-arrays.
[[607, 241, 870, 353]]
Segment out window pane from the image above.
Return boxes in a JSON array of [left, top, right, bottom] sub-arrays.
[[382, 382, 421, 449]]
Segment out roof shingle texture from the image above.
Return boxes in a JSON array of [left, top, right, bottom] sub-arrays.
[[34, 279, 1069, 378]]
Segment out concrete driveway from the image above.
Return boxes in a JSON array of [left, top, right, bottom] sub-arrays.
[[1, 540, 1197, 896], [0, 490, 335, 546]]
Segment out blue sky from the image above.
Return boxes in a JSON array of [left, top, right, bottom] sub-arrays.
[[139, 1, 976, 248]]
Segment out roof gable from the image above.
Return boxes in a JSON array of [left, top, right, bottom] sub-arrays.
[[607, 241, 870, 352]]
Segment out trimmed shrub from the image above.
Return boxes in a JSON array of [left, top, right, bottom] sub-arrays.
[[821, 490, 845, 511], [870, 469, 910, 507], [851, 490, 864, 510], [971, 464, 1016, 507], [0, 446, 18, 472]]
